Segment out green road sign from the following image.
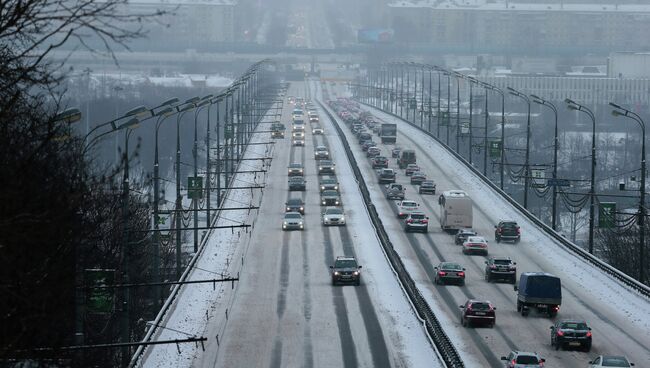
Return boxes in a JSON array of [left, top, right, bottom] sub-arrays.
[[489, 140, 502, 158], [599, 202, 616, 228], [85, 269, 115, 314], [224, 125, 234, 139], [188, 176, 203, 199]]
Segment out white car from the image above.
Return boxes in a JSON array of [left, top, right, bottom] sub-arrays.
[[314, 145, 330, 159], [322, 207, 346, 226], [463, 236, 489, 256], [312, 125, 324, 134], [588, 355, 635, 367], [397, 200, 419, 218]]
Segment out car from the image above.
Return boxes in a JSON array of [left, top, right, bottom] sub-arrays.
[[405, 164, 420, 176], [288, 162, 304, 176], [314, 145, 330, 160], [391, 147, 402, 158], [320, 190, 341, 206], [378, 168, 396, 184], [361, 140, 376, 151], [318, 160, 335, 175], [404, 211, 429, 232], [462, 236, 489, 255], [455, 229, 478, 245], [460, 299, 496, 327], [386, 183, 405, 200], [358, 132, 372, 143], [312, 125, 324, 134], [285, 198, 305, 214], [288, 176, 306, 191], [319, 177, 339, 192], [397, 200, 419, 218], [282, 212, 304, 231], [367, 146, 381, 157], [500, 351, 545, 368], [434, 262, 465, 285], [495, 220, 521, 243], [322, 207, 346, 226], [588, 355, 635, 367], [418, 180, 436, 194], [292, 137, 305, 146], [550, 319, 592, 351], [410, 171, 427, 185], [485, 257, 517, 283], [372, 156, 389, 169], [330, 256, 362, 286]]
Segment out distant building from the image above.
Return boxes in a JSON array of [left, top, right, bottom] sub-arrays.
[[127, 0, 240, 49], [387, 1, 650, 55], [608, 52, 650, 79]]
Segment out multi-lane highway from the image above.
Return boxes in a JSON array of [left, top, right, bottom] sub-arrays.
[[191, 82, 437, 368], [318, 80, 650, 367]]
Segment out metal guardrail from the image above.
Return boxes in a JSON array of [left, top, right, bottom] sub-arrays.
[[318, 101, 465, 368], [360, 100, 650, 299]]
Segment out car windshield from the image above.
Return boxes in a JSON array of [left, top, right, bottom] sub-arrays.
[[289, 177, 303, 182], [391, 185, 403, 190], [321, 160, 333, 165], [441, 263, 461, 270], [287, 199, 302, 205], [317, 146, 327, 151], [323, 190, 337, 196], [410, 214, 426, 219], [285, 213, 301, 219], [326, 208, 343, 215], [467, 237, 485, 243], [289, 163, 302, 168], [493, 259, 511, 265], [322, 179, 336, 184], [334, 259, 357, 268], [422, 181, 433, 186], [601, 357, 631, 367], [560, 321, 588, 330], [382, 170, 393, 174], [402, 201, 417, 207], [501, 222, 518, 228], [515, 355, 539, 364]]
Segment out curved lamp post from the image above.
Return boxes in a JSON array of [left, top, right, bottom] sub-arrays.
[[531, 95, 559, 230], [566, 98, 596, 254], [508, 87, 532, 210], [610, 102, 646, 283]]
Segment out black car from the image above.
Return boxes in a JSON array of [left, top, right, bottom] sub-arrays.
[[460, 299, 496, 328], [378, 168, 396, 184], [455, 229, 478, 245], [550, 319, 592, 351], [495, 220, 521, 243], [288, 176, 306, 191], [330, 256, 362, 286], [285, 198, 305, 214], [484, 257, 517, 283], [318, 160, 335, 175], [410, 171, 427, 185], [419, 180, 436, 194]]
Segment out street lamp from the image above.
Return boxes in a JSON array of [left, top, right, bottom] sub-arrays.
[[475, 79, 490, 177], [531, 94, 559, 230], [508, 87, 532, 210], [192, 98, 211, 253], [566, 98, 596, 254], [610, 102, 646, 283]]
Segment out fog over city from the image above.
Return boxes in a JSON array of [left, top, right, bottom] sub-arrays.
[[2, 1, 649, 367]]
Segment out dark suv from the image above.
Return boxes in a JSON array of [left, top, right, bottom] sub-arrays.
[[495, 220, 521, 243], [459, 299, 496, 328], [485, 257, 517, 283], [285, 198, 305, 214], [550, 319, 592, 351], [330, 257, 362, 286]]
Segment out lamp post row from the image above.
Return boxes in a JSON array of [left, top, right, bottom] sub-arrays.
[[364, 62, 646, 284]]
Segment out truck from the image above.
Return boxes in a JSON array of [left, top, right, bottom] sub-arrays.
[[515, 272, 562, 317], [379, 123, 397, 144], [398, 149, 416, 169], [438, 190, 472, 230], [271, 123, 285, 138]]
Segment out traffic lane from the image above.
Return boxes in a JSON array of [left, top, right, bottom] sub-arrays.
[[327, 100, 630, 368], [368, 108, 650, 365]]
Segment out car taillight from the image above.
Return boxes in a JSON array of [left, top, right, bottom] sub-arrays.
[[458, 271, 465, 277], [406, 219, 413, 223], [511, 360, 516, 367], [553, 306, 560, 312], [490, 265, 496, 269], [497, 228, 502, 233], [517, 227, 521, 235], [586, 331, 592, 337], [422, 219, 428, 224], [438, 271, 446, 276], [557, 330, 564, 336]]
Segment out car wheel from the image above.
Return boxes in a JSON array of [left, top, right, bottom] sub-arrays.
[[515, 238, 520, 244], [486, 273, 491, 282], [495, 236, 501, 243], [490, 322, 495, 328], [355, 280, 360, 286], [459, 280, 465, 287], [423, 227, 428, 233], [461, 317, 467, 327], [516, 301, 522, 312], [511, 276, 517, 284], [584, 344, 591, 352]]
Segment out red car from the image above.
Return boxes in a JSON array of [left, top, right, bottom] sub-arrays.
[[462, 236, 489, 256], [405, 164, 420, 176], [459, 299, 496, 328]]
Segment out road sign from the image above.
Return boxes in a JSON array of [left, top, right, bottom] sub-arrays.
[[489, 140, 502, 158], [531, 168, 546, 188], [224, 125, 234, 139], [547, 178, 571, 187], [599, 202, 617, 228], [188, 176, 203, 199], [460, 121, 470, 135], [85, 269, 115, 314]]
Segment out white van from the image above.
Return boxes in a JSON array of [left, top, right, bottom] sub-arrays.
[[438, 190, 473, 230]]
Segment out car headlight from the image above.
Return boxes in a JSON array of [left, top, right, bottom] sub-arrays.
[[321, 186, 325, 190], [334, 186, 338, 190], [300, 207, 304, 211], [353, 271, 359, 276], [335, 201, 339, 205], [334, 271, 340, 275], [299, 221, 303, 225], [322, 201, 326, 205], [286, 207, 291, 211], [319, 167, 323, 170]]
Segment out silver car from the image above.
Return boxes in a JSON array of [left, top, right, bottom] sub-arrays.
[[322, 207, 346, 226], [282, 212, 304, 231]]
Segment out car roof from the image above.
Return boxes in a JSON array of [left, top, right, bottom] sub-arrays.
[[440, 262, 462, 268], [335, 256, 356, 261], [284, 212, 302, 217], [286, 198, 303, 204], [401, 200, 417, 205]]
